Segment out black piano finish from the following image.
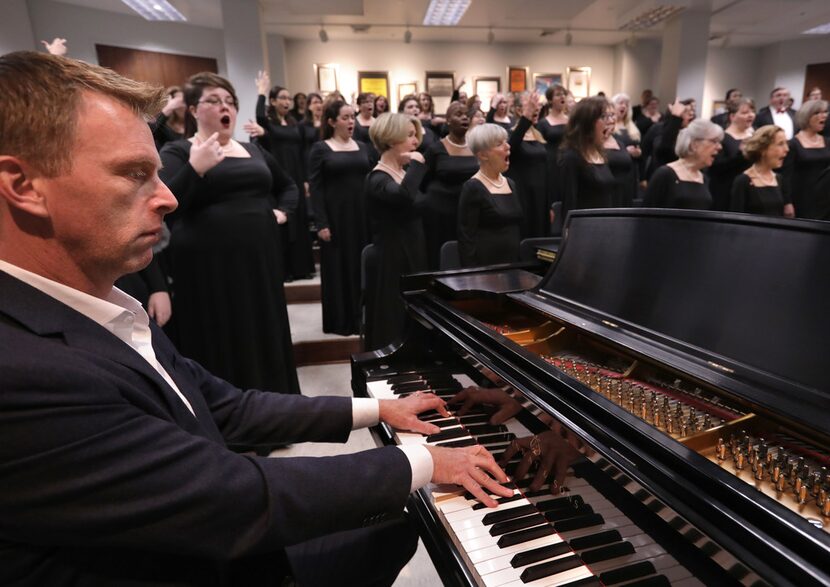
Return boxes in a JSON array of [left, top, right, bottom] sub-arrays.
[[353, 209, 830, 587]]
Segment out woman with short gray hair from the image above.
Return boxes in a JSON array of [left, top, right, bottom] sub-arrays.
[[458, 123, 523, 267], [644, 118, 722, 209], [780, 99, 830, 218]]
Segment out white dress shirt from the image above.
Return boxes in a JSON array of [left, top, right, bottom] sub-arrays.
[[0, 260, 433, 492], [771, 107, 794, 139]]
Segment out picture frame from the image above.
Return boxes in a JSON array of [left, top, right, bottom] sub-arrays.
[[566, 66, 592, 100], [532, 72, 563, 95], [358, 70, 390, 98], [425, 71, 455, 115], [507, 66, 529, 93], [711, 100, 727, 115], [474, 76, 501, 110], [313, 63, 339, 95], [397, 81, 418, 103]]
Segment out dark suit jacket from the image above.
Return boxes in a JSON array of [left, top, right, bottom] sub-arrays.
[[754, 106, 796, 129], [0, 270, 411, 586]]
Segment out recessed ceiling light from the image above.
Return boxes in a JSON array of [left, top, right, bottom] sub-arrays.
[[803, 22, 830, 35], [121, 0, 185, 21], [423, 0, 472, 26]]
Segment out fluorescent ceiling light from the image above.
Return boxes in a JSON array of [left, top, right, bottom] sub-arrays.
[[121, 0, 186, 22], [423, 0, 471, 26], [803, 22, 830, 35]]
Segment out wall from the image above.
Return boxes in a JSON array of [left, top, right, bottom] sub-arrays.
[[0, 0, 36, 55], [267, 33, 288, 88], [771, 36, 830, 106], [701, 47, 762, 119], [26, 0, 227, 75], [283, 39, 616, 109], [614, 40, 661, 101]]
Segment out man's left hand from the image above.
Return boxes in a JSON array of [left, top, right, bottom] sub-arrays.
[[379, 391, 450, 435]]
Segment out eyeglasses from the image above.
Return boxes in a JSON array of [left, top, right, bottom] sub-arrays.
[[198, 97, 238, 108], [602, 113, 616, 121]]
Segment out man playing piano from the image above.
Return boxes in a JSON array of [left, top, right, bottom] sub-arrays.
[[0, 51, 512, 586]]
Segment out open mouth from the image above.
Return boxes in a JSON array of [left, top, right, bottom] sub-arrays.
[[220, 115, 231, 127]]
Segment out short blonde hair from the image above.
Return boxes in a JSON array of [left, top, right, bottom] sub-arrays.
[[0, 51, 165, 177], [795, 99, 828, 131], [369, 112, 423, 153], [741, 125, 784, 163], [675, 119, 724, 159], [467, 123, 508, 156]]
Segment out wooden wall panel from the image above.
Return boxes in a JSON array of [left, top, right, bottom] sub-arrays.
[[803, 62, 830, 102], [95, 45, 218, 90]]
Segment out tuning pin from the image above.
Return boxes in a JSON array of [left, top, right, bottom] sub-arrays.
[[748, 448, 757, 466], [735, 450, 745, 470], [703, 414, 712, 429], [798, 483, 809, 505], [794, 475, 804, 497], [653, 411, 661, 428], [772, 464, 782, 483], [717, 438, 727, 461], [776, 473, 787, 492], [755, 462, 765, 481], [823, 498, 830, 518], [680, 423, 688, 437]]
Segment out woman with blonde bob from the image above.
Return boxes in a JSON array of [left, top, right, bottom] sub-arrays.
[[781, 99, 830, 218], [645, 118, 722, 209], [364, 113, 428, 348], [458, 123, 523, 267], [730, 125, 793, 217]]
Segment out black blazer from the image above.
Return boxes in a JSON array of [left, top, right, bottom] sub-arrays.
[[754, 106, 796, 129], [0, 270, 411, 586]]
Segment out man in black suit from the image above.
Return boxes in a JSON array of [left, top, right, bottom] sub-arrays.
[[754, 87, 796, 138], [711, 88, 742, 129], [0, 51, 512, 586]]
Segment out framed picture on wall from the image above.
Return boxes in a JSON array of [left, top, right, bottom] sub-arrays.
[[508, 66, 529, 93], [474, 76, 501, 109], [314, 63, 339, 94], [533, 72, 563, 95], [566, 66, 591, 99], [425, 71, 455, 115], [358, 71, 390, 98], [711, 100, 727, 115], [397, 81, 418, 103]]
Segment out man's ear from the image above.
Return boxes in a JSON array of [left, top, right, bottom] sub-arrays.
[[0, 157, 50, 218]]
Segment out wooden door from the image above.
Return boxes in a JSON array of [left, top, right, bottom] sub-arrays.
[[95, 44, 218, 89], [803, 62, 830, 102]]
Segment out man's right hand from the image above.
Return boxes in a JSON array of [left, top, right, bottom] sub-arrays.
[[426, 444, 512, 507]]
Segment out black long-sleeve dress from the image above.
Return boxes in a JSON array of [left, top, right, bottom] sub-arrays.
[[730, 173, 788, 216], [606, 144, 638, 206], [707, 133, 750, 211], [780, 139, 830, 219], [151, 112, 184, 151], [421, 141, 479, 269], [644, 166, 713, 210], [417, 125, 439, 154], [309, 142, 374, 335], [558, 148, 617, 219], [506, 116, 550, 237], [159, 140, 300, 394], [647, 114, 683, 179], [486, 107, 514, 132], [256, 96, 315, 280], [536, 118, 567, 205], [364, 162, 428, 350], [458, 177, 522, 267]]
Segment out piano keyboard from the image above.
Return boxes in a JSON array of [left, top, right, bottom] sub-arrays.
[[365, 371, 732, 587]]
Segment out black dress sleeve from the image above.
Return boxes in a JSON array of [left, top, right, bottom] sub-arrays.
[[644, 166, 673, 208], [367, 161, 427, 206], [457, 179, 483, 267], [255, 94, 269, 128], [308, 142, 329, 229], [509, 116, 532, 155], [486, 107, 497, 123], [729, 173, 751, 212], [151, 113, 180, 151], [558, 149, 582, 218], [159, 140, 208, 223], [257, 144, 299, 215], [654, 115, 682, 166], [779, 139, 797, 204]]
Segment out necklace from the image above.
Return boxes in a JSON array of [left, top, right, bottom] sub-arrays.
[[446, 136, 467, 149], [478, 171, 505, 189], [376, 161, 405, 181], [749, 164, 776, 185]]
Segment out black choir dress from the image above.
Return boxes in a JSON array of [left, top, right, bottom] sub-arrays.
[[421, 141, 479, 269], [299, 120, 322, 179], [644, 166, 713, 210], [353, 120, 379, 161], [536, 119, 567, 204], [364, 162, 428, 350], [646, 114, 683, 179], [729, 173, 788, 216], [151, 113, 183, 151], [558, 148, 618, 219], [707, 133, 750, 211], [458, 177, 523, 267], [159, 140, 300, 394], [506, 116, 550, 237], [605, 145, 638, 207], [417, 125, 439, 154], [309, 141, 374, 335], [486, 108, 514, 132], [256, 96, 315, 280], [781, 139, 830, 219]]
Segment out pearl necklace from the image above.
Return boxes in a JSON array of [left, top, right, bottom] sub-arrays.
[[376, 161, 405, 182], [478, 171, 505, 189], [446, 136, 467, 149]]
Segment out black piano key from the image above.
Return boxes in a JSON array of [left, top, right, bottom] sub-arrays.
[[535, 495, 589, 512], [579, 541, 635, 564], [728, 563, 750, 580], [668, 516, 687, 531], [464, 424, 508, 436], [475, 433, 515, 445], [463, 482, 516, 501], [480, 442, 509, 454], [683, 527, 704, 542], [426, 428, 469, 443], [497, 524, 557, 548], [489, 513, 547, 536], [550, 512, 604, 532], [436, 438, 476, 448], [619, 575, 671, 587], [427, 418, 462, 429], [646, 500, 666, 513], [391, 382, 432, 393], [417, 410, 442, 421], [568, 529, 622, 551], [519, 553, 582, 584], [599, 561, 656, 585], [510, 542, 572, 568], [472, 493, 524, 510], [700, 540, 722, 556], [457, 413, 493, 425], [544, 504, 594, 522], [482, 504, 538, 525]]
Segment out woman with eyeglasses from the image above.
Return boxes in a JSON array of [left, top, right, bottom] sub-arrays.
[[254, 71, 315, 282], [644, 119, 722, 209], [780, 99, 830, 219], [159, 72, 301, 394]]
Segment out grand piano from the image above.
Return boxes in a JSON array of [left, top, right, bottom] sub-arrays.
[[352, 209, 830, 587]]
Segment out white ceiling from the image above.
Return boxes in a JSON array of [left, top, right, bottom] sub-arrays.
[[54, 0, 830, 47]]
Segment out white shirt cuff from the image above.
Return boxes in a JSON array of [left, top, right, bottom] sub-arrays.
[[351, 397, 380, 429], [396, 444, 434, 493]]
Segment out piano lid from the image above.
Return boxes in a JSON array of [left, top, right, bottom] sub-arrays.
[[517, 209, 829, 428]]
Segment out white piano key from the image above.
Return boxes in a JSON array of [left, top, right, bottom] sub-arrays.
[[438, 490, 521, 514], [446, 498, 532, 526], [466, 535, 565, 564], [460, 524, 549, 554], [481, 551, 577, 587], [493, 563, 595, 587]]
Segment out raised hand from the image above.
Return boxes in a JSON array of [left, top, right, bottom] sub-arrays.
[[273, 210, 288, 224], [449, 386, 522, 425], [189, 132, 225, 177], [162, 93, 185, 117], [243, 119, 265, 137], [400, 151, 425, 166], [522, 90, 540, 120], [499, 430, 582, 494], [490, 93, 505, 111], [255, 70, 271, 95], [41, 38, 67, 56], [668, 98, 687, 118], [379, 391, 450, 435], [426, 444, 512, 507]]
